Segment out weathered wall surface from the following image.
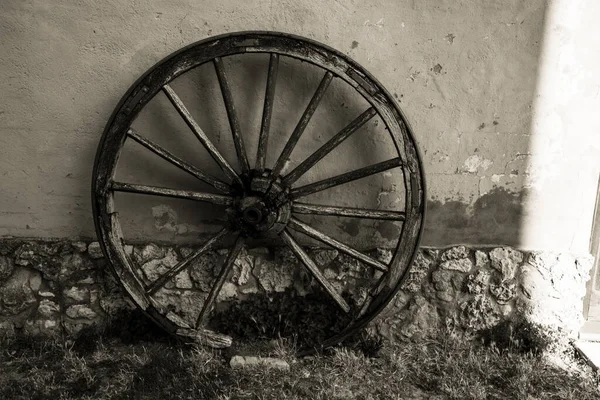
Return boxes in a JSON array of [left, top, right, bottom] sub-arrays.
[[1, 0, 571, 249]]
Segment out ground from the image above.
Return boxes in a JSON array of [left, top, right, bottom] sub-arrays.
[[1, 320, 599, 400]]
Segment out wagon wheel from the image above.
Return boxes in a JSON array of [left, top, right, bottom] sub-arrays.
[[92, 31, 425, 354]]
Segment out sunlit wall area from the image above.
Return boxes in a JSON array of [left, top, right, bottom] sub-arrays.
[[522, 0, 600, 254]]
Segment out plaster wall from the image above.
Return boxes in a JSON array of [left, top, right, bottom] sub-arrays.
[[0, 0, 597, 252]]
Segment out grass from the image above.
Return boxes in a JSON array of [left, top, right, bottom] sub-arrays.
[[1, 324, 599, 399]]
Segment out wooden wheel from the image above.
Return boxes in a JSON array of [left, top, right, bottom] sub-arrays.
[[92, 31, 425, 353]]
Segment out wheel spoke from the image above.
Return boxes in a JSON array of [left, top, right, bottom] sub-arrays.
[[146, 228, 231, 295], [287, 217, 388, 272], [283, 107, 377, 186], [255, 53, 279, 171], [213, 57, 250, 173], [292, 202, 405, 221], [271, 71, 334, 177], [290, 157, 404, 200], [127, 129, 232, 194], [280, 230, 350, 313], [162, 84, 243, 186], [195, 235, 245, 328], [111, 181, 233, 205]]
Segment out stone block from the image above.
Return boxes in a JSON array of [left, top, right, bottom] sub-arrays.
[[440, 258, 473, 273], [490, 280, 516, 304], [313, 249, 339, 268], [63, 286, 90, 303], [229, 356, 289, 370], [174, 270, 194, 289], [87, 242, 104, 259], [133, 243, 165, 264], [66, 304, 98, 319], [232, 248, 253, 285], [465, 269, 490, 294], [401, 251, 431, 293], [141, 249, 178, 282], [189, 251, 220, 292], [37, 299, 60, 318], [217, 282, 238, 301], [489, 247, 523, 281], [373, 248, 393, 264], [253, 258, 293, 292], [475, 250, 489, 268], [441, 246, 469, 261]]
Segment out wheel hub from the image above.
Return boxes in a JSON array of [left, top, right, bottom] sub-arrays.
[[229, 172, 291, 237], [243, 205, 263, 224]]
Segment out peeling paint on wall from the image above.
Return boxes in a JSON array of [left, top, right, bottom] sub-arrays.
[[460, 155, 493, 174]]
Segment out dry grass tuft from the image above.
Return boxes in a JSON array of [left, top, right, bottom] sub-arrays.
[[1, 325, 599, 399]]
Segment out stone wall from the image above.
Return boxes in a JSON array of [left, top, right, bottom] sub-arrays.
[[374, 246, 592, 341], [0, 240, 130, 336], [0, 239, 592, 341]]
